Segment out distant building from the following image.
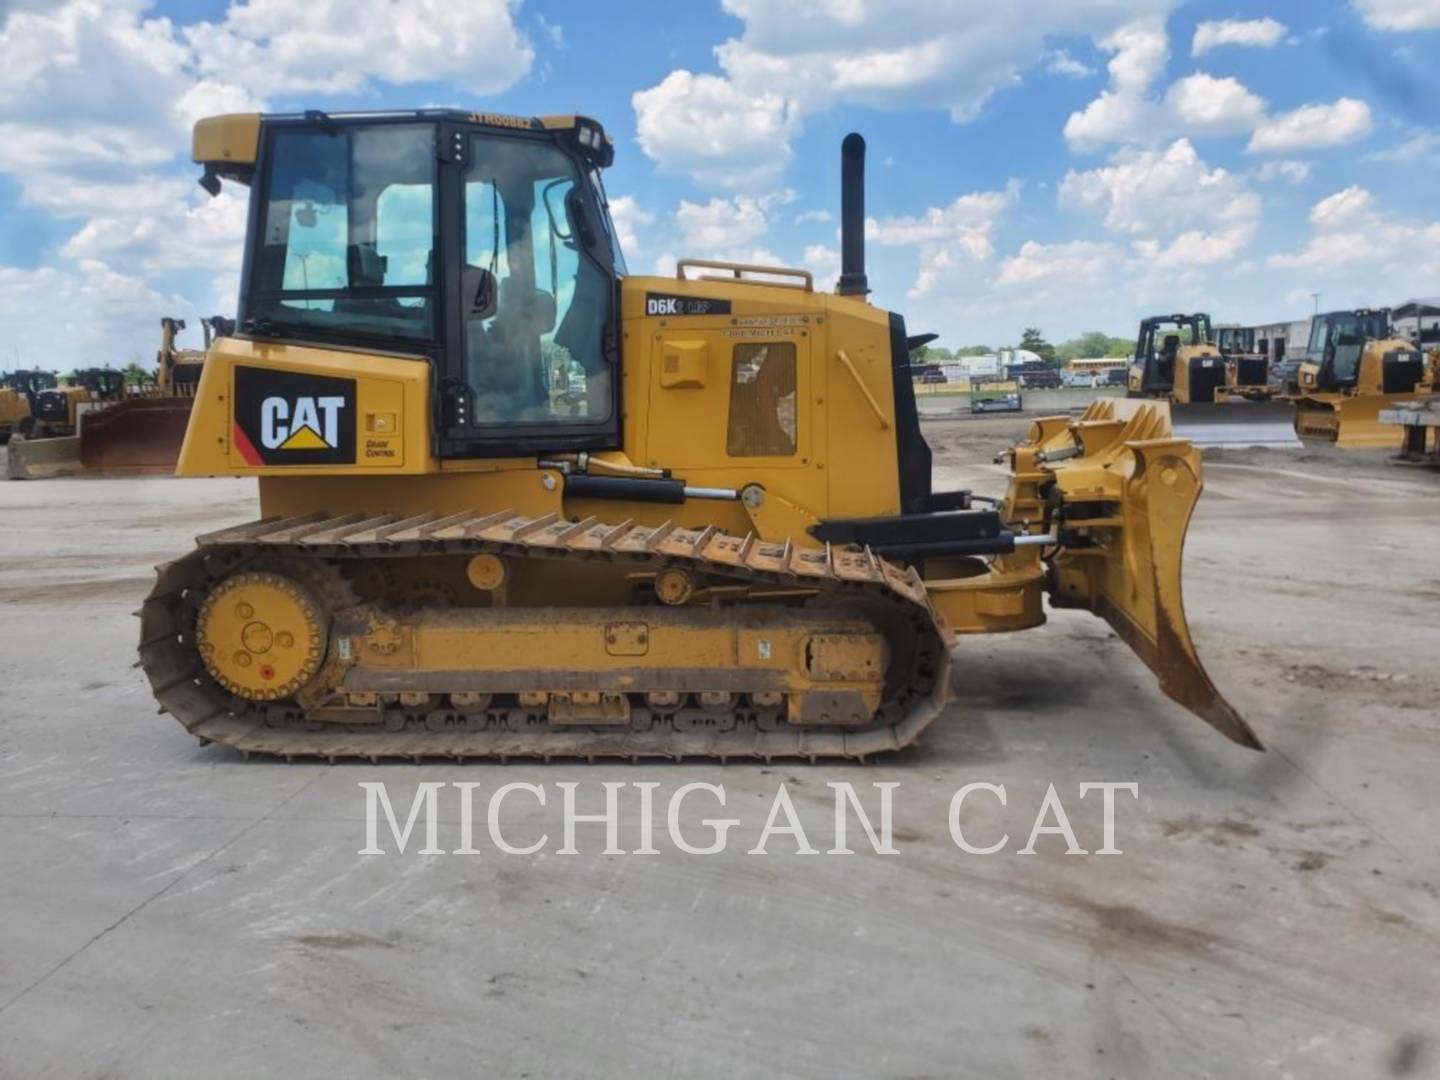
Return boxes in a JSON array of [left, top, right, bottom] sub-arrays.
[[1248, 318, 1312, 362], [1391, 298, 1440, 347]]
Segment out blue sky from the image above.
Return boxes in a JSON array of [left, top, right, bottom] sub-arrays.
[[1, 0, 1438, 369]]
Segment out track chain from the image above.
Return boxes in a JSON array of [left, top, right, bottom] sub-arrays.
[[138, 509, 953, 762]]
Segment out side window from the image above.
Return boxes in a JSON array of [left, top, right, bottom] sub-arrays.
[[727, 343, 797, 457], [253, 124, 437, 340], [461, 137, 613, 427]]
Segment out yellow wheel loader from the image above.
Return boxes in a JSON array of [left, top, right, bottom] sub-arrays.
[[137, 110, 1260, 762], [1292, 308, 1431, 449], [1128, 314, 1298, 448], [0, 369, 57, 442]]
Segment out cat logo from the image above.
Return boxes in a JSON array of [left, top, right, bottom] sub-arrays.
[[260, 396, 345, 450], [233, 366, 356, 466]]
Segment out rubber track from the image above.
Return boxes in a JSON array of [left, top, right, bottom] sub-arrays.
[[137, 510, 953, 762]]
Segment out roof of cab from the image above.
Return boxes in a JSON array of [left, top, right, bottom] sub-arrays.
[[192, 109, 613, 171]]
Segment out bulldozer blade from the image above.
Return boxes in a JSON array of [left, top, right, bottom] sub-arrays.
[[1294, 394, 1411, 450], [1170, 400, 1300, 449], [1049, 432, 1262, 749], [79, 396, 194, 473], [5, 433, 82, 480]]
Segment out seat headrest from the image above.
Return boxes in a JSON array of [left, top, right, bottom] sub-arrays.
[[499, 278, 556, 333]]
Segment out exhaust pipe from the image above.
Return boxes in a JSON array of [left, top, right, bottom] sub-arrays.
[[837, 132, 868, 297]]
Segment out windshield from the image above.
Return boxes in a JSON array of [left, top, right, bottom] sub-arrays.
[[250, 124, 437, 341], [1315, 312, 1389, 383]]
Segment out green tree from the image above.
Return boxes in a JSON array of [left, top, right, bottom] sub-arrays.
[[954, 344, 991, 356], [1056, 331, 1133, 362], [1018, 328, 1057, 367], [122, 361, 152, 388]]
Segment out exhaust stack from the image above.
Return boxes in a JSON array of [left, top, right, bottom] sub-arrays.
[[837, 132, 868, 297]]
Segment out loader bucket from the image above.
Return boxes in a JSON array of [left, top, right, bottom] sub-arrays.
[[1294, 394, 1410, 450], [78, 396, 194, 473], [1034, 400, 1262, 748], [1170, 400, 1300, 449]]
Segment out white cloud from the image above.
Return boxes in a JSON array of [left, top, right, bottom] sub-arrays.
[[633, 1, 1176, 187], [184, 0, 532, 97], [0, 0, 535, 371], [1045, 49, 1094, 78], [1256, 159, 1311, 183], [1062, 19, 1169, 150], [1191, 17, 1287, 56], [632, 70, 798, 188], [0, 259, 189, 372], [1307, 185, 1373, 229], [1269, 187, 1440, 299], [662, 190, 796, 269], [1163, 74, 1266, 133], [607, 195, 655, 256], [1060, 139, 1260, 263], [803, 243, 841, 290], [864, 184, 1018, 298], [1248, 98, 1372, 152], [995, 239, 1122, 288], [794, 208, 832, 225], [867, 186, 1016, 252], [1363, 130, 1440, 163], [1352, 0, 1440, 30]]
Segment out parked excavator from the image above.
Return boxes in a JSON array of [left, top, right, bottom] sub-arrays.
[[1291, 308, 1431, 448], [0, 369, 57, 442], [137, 109, 1261, 761], [7, 317, 218, 479], [1127, 313, 1298, 447]]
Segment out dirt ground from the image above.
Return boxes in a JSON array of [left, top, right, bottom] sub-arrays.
[[1, 425, 1438, 1079]]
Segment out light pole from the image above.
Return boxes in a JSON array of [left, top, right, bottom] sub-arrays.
[[1309, 291, 1320, 316]]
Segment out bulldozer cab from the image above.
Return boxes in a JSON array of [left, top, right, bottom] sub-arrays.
[[1131, 314, 1219, 400], [203, 110, 624, 459], [2, 369, 56, 404], [1302, 309, 1422, 394], [73, 368, 127, 400]]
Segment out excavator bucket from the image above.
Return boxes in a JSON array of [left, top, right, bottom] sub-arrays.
[[1170, 400, 1300, 449], [1021, 399, 1262, 748], [1294, 394, 1409, 449]]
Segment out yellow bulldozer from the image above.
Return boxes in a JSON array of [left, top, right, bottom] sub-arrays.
[[7, 317, 216, 479], [1291, 308, 1432, 448], [1127, 313, 1298, 447], [27, 367, 127, 437], [0, 369, 57, 442], [136, 109, 1260, 761]]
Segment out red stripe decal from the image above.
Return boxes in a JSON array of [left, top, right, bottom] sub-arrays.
[[232, 421, 264, 466]]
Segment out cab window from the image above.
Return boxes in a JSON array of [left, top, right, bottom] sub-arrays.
[[461, 135, 614, 426], [251, 124, 437, 341]]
